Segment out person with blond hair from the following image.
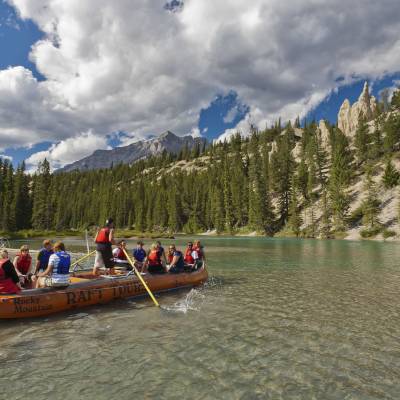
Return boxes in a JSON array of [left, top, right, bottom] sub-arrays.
[[144, 242, 166, 274], [34, 242, 70, 288], [0, 250, 22, 294], [13, 245, 32, 276]]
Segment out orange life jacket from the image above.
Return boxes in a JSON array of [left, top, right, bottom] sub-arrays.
[[0, 259, 20, 294], [96, 227, 110, 244], [147, 249, 162, 266], [184, 248, 194, 264], [16, 253, 32, 275]]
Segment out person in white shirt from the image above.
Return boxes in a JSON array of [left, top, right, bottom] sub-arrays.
[[34, 241, 70, 288]]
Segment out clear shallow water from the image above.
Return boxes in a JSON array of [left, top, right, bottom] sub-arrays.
[[1, 237, 400, 399]]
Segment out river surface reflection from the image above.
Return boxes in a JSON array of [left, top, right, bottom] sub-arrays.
[[1, 237, 400, 399]]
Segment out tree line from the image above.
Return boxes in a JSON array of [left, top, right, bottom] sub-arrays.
[[1, 88, 400, 237]]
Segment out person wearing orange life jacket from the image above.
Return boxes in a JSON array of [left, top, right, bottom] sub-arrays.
[[93, 218, 116, 275], [0, 250, 22, 294], [144, 243, 166, 274]]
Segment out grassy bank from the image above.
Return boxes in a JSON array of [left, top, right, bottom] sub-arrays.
[[0, 229, 175, 241]]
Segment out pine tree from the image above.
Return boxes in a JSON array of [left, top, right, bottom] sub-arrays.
[[14, 162, 31, 230], [382, 159, 400, 189], [361, 167, 381, 229], [31, 159, 52, 230], [383, 114, 400, 153], [354, 118, 370, 163], [288, 175, 302, 236], [248, 133, 273, 233], [391, 88, 400, 109], [271, 126, 295, 226], [329, 130, 353, 231]]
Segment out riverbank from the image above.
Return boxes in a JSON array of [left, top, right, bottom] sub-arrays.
[[1, 227, 399, 242]]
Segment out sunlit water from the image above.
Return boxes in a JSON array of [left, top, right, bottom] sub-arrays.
[[1, 237, 400, 399]]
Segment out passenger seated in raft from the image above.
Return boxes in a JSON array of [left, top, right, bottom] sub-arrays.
[[144, 243, 167, 274], [184, 242, 200, 270], [35, 239, 54, 275], [112, 240, 132, 270], [193, 240, 205, 269], [133, 240, 146, 271], [167, 245, 185, 274], [33, 242, 71, 288], [156, 240, 167, 266], [0, 250, 22, 294], [13, 245, 32, 287]]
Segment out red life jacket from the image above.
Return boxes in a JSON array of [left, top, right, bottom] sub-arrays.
[[96, 227, 110, 244], [184, 248, 194, 264], [147, 250, 161, 266], [0, 259, 20, 294], [16, 253, 32, 275], [167, 253, 173, 264], [115, 248, 127, 260], [193, 245, 203, 260]]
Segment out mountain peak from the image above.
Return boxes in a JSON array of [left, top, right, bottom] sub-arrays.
[[58, 130, 206, 173], [158, 130, 177, 140]]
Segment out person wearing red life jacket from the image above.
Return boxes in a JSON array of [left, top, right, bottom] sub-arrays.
[[144, 243, 166, 274], [0, 250, 22, 294], [93, 218, 116, 275], [13, 245, 32, 287], [112, 239, 132, 271], [193, 240, 205, 270], [184, 242, 196, 264], [193, 240, 205, 261]]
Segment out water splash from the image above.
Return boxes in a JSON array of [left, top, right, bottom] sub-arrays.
[[163, 288, 206, 314]]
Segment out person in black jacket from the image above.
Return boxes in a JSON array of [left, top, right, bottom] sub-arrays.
[[0, 250, 22, 294]]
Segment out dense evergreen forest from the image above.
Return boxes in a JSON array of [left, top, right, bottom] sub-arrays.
[[1, 89, 400, 238]]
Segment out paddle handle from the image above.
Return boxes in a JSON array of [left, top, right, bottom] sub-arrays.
[[123, 249, 160, 307], [70, 250, 96, 269]]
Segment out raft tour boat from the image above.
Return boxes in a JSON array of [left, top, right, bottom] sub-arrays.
[[0, 265, 208, 319]]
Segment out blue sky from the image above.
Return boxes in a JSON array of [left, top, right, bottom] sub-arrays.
[[1, 1, 400, 168]]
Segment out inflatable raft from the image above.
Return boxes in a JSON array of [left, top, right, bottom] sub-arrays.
[[0, 266, 208, 319]]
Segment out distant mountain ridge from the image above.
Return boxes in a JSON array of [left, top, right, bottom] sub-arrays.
[[58, 131, 206, 172]]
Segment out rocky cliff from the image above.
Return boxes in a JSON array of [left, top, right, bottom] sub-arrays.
[[58, 131, 206, 172], [338, 82, 377, 136]]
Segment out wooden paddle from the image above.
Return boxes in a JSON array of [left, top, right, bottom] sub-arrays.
[[122, 248, 160, 307], [70, 250, 96, 269]]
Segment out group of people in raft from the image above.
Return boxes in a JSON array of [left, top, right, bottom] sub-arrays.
[[0, 218, 205, 295]]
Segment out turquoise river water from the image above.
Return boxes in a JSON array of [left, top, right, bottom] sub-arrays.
[[1, 237, 400, 399]]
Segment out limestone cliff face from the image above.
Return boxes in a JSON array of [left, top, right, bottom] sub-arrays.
[[338, 82, 377, 136], [317, 120, 330, 151]]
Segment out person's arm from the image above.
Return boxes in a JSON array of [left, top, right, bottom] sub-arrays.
[[170, 255, 180, 267], [109, 229, 116, 245], [13, 256, 22, 276], [37, 257, 54, 277], [34, 252, 42, 275], [161, 250, 167, 265]]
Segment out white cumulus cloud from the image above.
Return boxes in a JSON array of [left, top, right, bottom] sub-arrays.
[[25, 130, 111, 171], [1, 0, 400, 160]]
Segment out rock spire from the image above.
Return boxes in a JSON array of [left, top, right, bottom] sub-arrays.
[[337, 82, 377, 136]]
